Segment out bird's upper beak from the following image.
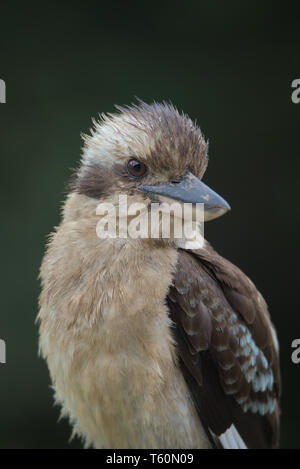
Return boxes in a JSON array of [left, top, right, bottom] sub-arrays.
[[138, 171, 230, 221]]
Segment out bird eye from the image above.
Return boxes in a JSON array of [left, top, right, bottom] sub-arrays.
[[127, 159, 147, 178]]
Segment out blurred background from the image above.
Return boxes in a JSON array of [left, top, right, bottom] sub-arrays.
[[0, 0, 299, 448]]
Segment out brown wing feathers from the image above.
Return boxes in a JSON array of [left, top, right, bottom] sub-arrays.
[[167, 247, 280, 449]]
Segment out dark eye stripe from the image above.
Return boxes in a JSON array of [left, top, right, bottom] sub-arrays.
[[127, 159, 147, 178]]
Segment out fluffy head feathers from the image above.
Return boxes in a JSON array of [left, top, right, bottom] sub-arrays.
[[73, 101, 209, 200]]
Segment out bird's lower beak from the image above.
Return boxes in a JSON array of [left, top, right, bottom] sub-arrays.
[[138, 171, 230, 221]]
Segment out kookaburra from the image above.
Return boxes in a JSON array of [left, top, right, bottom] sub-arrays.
[[38, 101, 280, 449]]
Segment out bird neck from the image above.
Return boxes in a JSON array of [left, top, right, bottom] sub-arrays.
[[39, 193, 179, 337]]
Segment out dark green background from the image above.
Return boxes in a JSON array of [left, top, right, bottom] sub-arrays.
[[0, 0, 299, 448]]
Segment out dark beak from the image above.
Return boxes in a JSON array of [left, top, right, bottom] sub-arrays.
[[138, 171, 230, 221]]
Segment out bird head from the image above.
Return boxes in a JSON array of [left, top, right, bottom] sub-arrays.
[[71, 101, 230, 245]]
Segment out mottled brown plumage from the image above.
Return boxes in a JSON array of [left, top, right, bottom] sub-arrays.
[[168, 246, 280, 448]]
